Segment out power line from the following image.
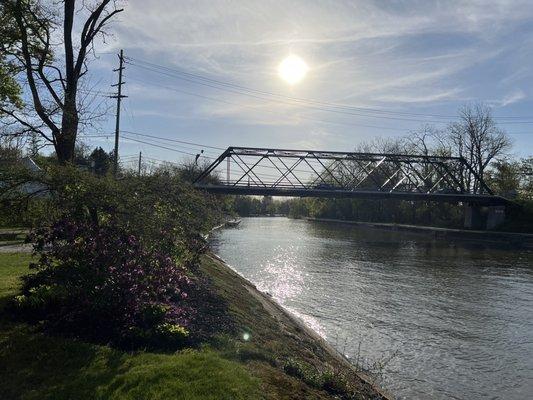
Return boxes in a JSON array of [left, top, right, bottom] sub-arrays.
[[128, 61, 455, 124], [119, 135, 198, 156], [122, 129, 225, 150], [82, 131, 224, 155], [126, 65, 533, 133], [121, 134, 221, 157], [127, 56, 533, 124], [127, 76, 408, 132], [118, 133, 318, 176]]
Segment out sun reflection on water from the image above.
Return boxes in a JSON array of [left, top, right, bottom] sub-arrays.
[[255, 246, 304, 302], [253, 245, 327, 338]]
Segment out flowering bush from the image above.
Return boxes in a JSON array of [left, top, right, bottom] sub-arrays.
[[8, 167, 232, 348], [15, 219, 199, 348]]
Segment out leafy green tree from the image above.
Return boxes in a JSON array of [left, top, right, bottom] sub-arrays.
[[0, 2, 23, 111], [89, 147, 112, 176], [519, 157, 533, 199], [485, 160, 521, 198]]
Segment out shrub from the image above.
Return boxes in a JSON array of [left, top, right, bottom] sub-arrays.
[[6, 166, 232, 348], [282, 358, 322, 388], [282, 358, 354, 398], [14, 219, 197, 349]]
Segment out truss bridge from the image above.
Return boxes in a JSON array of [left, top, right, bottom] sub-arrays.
[[194, 147, 507, 206]]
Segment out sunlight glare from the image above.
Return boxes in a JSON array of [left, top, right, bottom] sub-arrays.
[[278, 55, 309, 85]]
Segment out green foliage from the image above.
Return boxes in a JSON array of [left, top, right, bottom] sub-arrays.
[[518, 157, 533, 200], [287, 198, 308, 218], [0, 62, 22, 109], [3, 165, 231, 348], [232, 195, 291, 216], [13, 220, 200, 349], [0, 323, 261, 400], [89, 147, 112, 176], [0, 0, 53, 111], [293, 197, 464, 228], [282, 358, 354, 398], [496, 199, 533, 233], [2, 165, 223, 257], [485, 159, 521, 198], [0, 1, 22, 110]]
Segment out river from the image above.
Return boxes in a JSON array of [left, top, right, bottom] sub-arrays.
[[209, 217, 533, 400]]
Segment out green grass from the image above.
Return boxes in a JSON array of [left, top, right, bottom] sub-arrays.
[[0, 322, 259, 400], [0, 252, 260, 400], [0, 252, 32, 300]]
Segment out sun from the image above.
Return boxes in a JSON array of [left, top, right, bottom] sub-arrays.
[[278, 54, 309, 85]]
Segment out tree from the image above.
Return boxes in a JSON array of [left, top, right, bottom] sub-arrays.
[[0, 61, 22, 112], [447, 104, 511, 193], [518, 157, 533, 199], [0, 136, 24, 162], [0, 0, 122, 164], [0, 3, 23, 112], [89, 146, 112, 176], [485, 159, 521, 197]]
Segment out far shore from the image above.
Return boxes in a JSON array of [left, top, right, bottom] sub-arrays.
[[305, 217, 533, 247]]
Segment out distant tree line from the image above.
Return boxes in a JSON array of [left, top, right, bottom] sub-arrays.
[[230, 195, 290, 217], [278, 105, 531, 231], [230, 105, 531, 231]]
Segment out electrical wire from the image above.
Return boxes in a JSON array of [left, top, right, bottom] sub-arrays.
[[127, 57, 533, 124]]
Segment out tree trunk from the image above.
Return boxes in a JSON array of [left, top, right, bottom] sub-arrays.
[[55, 134, 75, 164], [56, 93, 78, 164]]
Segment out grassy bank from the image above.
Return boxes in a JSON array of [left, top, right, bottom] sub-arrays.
[[0, 252, 388, 400]]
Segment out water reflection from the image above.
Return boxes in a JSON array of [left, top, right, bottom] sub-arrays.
[[210, 217, 533, 400]]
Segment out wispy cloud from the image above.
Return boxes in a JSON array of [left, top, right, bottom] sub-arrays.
[[90, 0, 533, 156], [497, 89, 526, 107]]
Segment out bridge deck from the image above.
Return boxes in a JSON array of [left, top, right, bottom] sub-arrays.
[[194, 184, 508, 206]]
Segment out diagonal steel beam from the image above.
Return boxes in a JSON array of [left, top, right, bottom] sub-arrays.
[[312, 155, 344, 187], [272, 157, 306, 188], [273, 156, 306, 188], [353, 156, 387, 189], [233, 154, 267, 187]]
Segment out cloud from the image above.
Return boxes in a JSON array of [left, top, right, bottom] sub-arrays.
[[498, 90, 526, 107], [374, 88, 464, 104], [91, 0, 533, 155]]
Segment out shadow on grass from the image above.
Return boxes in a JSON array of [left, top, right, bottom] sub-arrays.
[[0, 321, 123, 399], [0, 321, 261, 400]]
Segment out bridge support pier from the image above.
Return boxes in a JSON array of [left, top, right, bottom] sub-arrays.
[[464, 204, 506, 230]]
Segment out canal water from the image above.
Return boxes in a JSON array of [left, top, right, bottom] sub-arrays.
[[209, 217, 533, 400]]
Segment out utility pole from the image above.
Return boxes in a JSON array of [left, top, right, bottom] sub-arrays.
[[111, 49, 127, 177], [138, 151, 142, 176]]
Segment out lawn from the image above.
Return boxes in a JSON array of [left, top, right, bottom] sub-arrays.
[[0, 252, 260, 400]]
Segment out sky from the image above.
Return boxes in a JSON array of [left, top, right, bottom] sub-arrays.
[[82, 0, 533, 168]]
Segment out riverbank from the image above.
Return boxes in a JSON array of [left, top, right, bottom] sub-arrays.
[[0, 250, 390, 400], [201, 253, 392, 399], [306, 217, 533, 247]]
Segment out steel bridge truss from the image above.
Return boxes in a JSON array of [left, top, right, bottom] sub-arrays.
[[194, 147, 505, 205]]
